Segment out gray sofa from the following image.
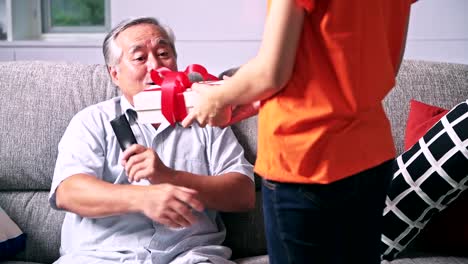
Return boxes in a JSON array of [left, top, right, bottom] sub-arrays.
[[0, 60, 467, 264]]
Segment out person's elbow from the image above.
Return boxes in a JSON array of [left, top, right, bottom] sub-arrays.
[[55, 183, 70, 210], [244, 186, 256, 211], [237, 177, 256, 211], [257, 63, 293, 96], [54, 174, 88, 211]]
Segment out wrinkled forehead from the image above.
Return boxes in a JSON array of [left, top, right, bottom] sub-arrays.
[[128, 37, 172, 54], [116, 24, 172, 53]]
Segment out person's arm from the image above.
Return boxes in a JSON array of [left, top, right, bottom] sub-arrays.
[[55, 174, 204, 228], [182, 0, 305, 127], [122, 144, 255, 212]]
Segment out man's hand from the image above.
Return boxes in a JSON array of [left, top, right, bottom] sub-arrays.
[[120, 145, 205, 228], [140, 184, 204, 228], [121, 144, 170, 184]]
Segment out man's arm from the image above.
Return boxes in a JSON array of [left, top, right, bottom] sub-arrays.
[[55, 173, 204, 228], [121, 144, 255, 212]]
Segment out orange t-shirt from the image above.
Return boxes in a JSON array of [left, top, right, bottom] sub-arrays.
[[255, 0, 415, 184]]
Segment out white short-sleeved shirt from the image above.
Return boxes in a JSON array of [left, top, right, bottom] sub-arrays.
[[49, 96, 254, 264]]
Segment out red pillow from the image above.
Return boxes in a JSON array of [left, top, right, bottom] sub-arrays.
[[404, 99, 449, 150]]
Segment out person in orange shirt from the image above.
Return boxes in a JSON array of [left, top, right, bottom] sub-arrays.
[[183, 0, 417, 263]]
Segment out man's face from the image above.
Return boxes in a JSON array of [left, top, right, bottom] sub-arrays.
[[109, 23, 177, 105]]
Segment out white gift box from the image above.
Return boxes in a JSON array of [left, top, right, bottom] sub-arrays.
[[133, 81, 223, 124], [133, 86, 196, 124]]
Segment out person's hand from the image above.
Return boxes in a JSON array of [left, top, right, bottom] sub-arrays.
[[121, 144, 170, 184], [140, 183, 204, 228], [181, 83, 232, 128]]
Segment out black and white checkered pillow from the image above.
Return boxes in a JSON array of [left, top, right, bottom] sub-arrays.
[[381, 100, 468, 260]]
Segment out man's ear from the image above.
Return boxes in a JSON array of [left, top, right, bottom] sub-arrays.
[[108, 66, 120, 86]]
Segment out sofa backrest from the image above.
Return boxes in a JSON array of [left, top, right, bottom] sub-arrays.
[[384, 60, 468, 155], [0, 61, 119, 263]]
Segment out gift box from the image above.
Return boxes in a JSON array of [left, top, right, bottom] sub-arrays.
[[132, 65, 222, 126], [133, 86, 193, 124], [133, 80, 224, 125]]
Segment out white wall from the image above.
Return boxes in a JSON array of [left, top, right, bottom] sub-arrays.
[[404, 0, 468, 64], [0, 0, 265, 74], [109, 0, 265, 73], [0, 0, 467, 73]]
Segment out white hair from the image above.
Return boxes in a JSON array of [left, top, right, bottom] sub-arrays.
[[102, 17, 177, 68]]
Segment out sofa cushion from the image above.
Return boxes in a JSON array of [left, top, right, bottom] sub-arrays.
[[2, 261, 43, 264], [0, 192, 64, 263], [0, 206, 26, 260], [381, 100, 468, 260], [230, 116, 262, 190], [382, 256, 468, 264], [222, 191, 267, 259], [0, 61, 118, 191], [404, 99, 449, 150], [235, 255, 269, 264], [413, 191, 468, 256]]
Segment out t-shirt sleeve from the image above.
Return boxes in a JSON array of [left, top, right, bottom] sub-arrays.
[[49, 110, 106, 210], [296, 0, 315, 12], [208, 127, 254, 182]]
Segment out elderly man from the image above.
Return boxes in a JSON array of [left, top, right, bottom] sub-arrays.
[[49, 17, 255, 264]]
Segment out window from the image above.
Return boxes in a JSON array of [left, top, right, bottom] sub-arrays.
[[0, 0, 7, 40], [41, 0, 109, 33], [0, 0, 110, 41]]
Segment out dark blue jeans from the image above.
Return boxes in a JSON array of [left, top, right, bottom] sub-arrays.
[[261, 160, 393, 264]]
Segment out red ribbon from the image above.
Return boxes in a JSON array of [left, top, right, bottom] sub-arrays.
[[149, 64, 219, 126]]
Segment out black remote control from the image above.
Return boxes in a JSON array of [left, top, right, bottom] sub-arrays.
[[110, 114, 138, 151]]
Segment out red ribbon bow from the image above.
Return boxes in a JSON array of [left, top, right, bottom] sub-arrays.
[[149, 64, 218, 126]]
